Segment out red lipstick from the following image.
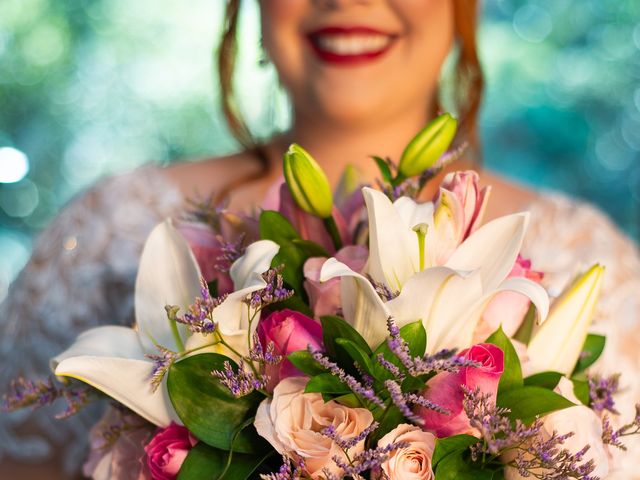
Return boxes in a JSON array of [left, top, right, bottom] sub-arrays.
[[306, 26, 397, 65]]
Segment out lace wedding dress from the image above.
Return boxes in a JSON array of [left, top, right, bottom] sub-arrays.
[[1, 165, 638, 478]]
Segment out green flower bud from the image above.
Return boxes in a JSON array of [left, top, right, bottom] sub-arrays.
[[283, 143, 333, 218], [399, 113, 458, 178]]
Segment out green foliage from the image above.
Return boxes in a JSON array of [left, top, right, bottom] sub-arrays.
[[177, 442, 273, 480], [573, 334, 606, 375], [167, 353, 266, 454], [434, 450, 495, 480], [497, 386, 575, 423], [259, 210, 330, 306], [287, 350, 326, 376], [305, 373, 351, 395], [485, 326, 523, 393], [371, 320, 426, 382], [432, 435, 479, 467]]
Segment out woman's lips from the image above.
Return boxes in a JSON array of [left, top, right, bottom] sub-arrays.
[[306, 26, 397, 65]]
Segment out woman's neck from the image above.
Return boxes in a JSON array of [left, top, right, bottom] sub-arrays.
[[266, 107, 475, 198]]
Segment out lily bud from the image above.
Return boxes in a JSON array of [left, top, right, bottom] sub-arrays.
[[283, 143, 333, 218], [399, 113, 458, 178], [526, 264, 605, 376]]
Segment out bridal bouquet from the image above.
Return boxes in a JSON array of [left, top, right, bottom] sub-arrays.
[[5, 114, 639, 479]]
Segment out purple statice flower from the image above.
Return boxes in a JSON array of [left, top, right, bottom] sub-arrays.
[[376, 353, 404, 380], [212, 360, 268, 397], [248, 266, 294, 309], [322, 422, 380, 451], [588, 373, 620, 414], [366, 274, 399, 301], [248, 332, 283, 366], [385, 317, 477, 377], [215, 235, 246, 273], [2, 377, 95, 419], [167, 278, 227, 335], [462, 387, 598, 479], [385, 379, 424, 425], [602, 404, 640, 451], [309, 348, 385, 408], [146, 345, 179, 392], [319, 420, 410, 479], [260, 456, 306, 480]]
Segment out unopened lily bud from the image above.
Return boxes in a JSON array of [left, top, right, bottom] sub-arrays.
[[527, 264, 605, 376], [399, 113, 458, 178], [283, 144, 333, 218]]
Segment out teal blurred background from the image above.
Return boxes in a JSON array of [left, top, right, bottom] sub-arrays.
[[0, 0, 638, 303]]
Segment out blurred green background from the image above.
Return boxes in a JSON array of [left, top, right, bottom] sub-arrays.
[[0, 0, 638, 303]]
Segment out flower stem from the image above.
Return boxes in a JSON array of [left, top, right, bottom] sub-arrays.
[[169, 319, 185, 352], [324, 215, 343, 251]]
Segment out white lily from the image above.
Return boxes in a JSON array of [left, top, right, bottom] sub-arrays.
[[526, 264, 605, 376], [52, 220, 279, 426], [321, 187, 549, 353]]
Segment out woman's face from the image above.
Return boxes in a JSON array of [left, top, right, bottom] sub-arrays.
[[259, 0, 455, 129]]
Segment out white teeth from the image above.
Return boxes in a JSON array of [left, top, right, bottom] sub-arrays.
[[316, 34, 391, 55]]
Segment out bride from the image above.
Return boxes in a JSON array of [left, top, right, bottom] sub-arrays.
[[2, 0, 639, 478]]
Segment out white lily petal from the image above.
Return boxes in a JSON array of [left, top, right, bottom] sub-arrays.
[[393, 196, 434, 229], [362, 187, 418, 291], [431, 276, 550, 353], [527, 264, 604, 376], [135, 220, 202, 353], [50, 326, 145, 372], [445, 213, 529, 291], [230, 240, 279, 289], [55, 356, 180, 427], [320, 257, 390, 347]]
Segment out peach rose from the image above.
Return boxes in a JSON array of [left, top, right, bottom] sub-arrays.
[[378, 424, 436, 480], [254, 377, 374, 478]]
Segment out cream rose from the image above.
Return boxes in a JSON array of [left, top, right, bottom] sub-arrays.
[[378, 424, 436, 480], [254, 376, 374, 478]]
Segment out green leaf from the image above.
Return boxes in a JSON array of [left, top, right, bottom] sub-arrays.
[[177, 442, 273, 480], [572, 379, 590, 405], [513, 303, 536, 345], [291, 238, 330, 258], [259, 211, 308, 296], [305, 373, 351, 395], [497, 386, 575, 423], [371, 321, 426, 381], [288, 350, 326, 376], [168, 354, 266, 454], [321, 315, 372, 358], [432, 435, 479, 467], [259, 210, 300, 244], [336, 338, 375, 375], [372, 155, 393, 184], [573, 334, 606, 375], [485, 326, 523, 393], [272, 294, 314, 317], [434, 449, 494, 480], [524, 371, 562, 389], [333, 393, 362, 408], [368, 405, 405, 447]]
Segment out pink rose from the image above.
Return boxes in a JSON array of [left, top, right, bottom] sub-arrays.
[[144, 423, 197, 480], [378, 424, 436, 480], [418, 343, 504, 437], [477, 255, 544, 340], [257, 309, 323, 391], [303, 245, 368, 318], [254, 377, 374, 478]]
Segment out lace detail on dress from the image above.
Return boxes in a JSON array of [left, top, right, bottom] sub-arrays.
[[0, 165, 184, 474], [523, 192, 640, 479]]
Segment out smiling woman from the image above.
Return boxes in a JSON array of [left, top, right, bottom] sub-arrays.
[[0, 0, 639, 479]]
